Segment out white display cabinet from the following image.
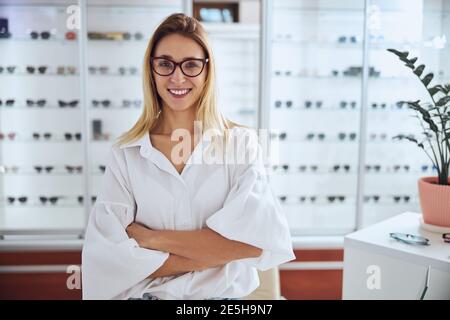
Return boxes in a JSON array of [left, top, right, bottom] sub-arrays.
[[262, 0, 450, 236], [0, 0, 261, 241]]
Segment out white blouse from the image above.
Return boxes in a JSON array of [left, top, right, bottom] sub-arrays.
[[81, 126, 295, 300]]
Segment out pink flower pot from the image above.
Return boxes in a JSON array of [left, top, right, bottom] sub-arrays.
[[418, 176, 450, 227]]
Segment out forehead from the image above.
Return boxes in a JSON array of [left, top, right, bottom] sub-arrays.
[[154, 33, 205, 60]]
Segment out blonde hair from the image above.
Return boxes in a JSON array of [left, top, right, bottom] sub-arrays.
[[117, 13, 239, 147]]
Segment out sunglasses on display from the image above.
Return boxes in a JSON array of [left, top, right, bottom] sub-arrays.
[[26, 99, 46, 107], [0, 66, 16, 74], [34, 166, 54, 173], [32, 132, 52, 140], [39, 196, 60, 205], [122, 99, 142, 108], [118, 66, 138, 75], [26, 65, 48, 74], [57, 66, 77, 75], [65, 165, 82, 174], [30, 31, 51, 39], [58, 100, 79, 108], [92, 100, 111, 107], [0, 132, 16, 140], [0, 99, 15, 106], [64, 133, 82, 141], [7, 196, 28, 204], [0, 165, 19, 174]]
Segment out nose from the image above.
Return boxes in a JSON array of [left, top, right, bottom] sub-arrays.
[[170, 65, 186, 83]]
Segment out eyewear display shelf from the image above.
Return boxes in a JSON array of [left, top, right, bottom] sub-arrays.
[[0, 0, 261, 243], [263, 0, 450, 236]]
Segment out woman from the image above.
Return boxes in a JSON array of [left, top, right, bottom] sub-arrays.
[[82, 13, 294, 300]]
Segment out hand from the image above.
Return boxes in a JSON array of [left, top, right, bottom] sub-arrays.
[[126, 222, 157, 249]]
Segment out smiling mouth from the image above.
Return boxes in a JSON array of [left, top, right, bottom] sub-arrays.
[[167, 88, 192, 98]]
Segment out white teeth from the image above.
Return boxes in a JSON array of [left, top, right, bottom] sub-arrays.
[[169, 89, 190, 95]]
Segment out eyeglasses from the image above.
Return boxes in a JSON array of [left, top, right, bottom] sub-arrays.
[[77, 195, 97, 204], [32, 132, 52, 140], [26, 99, 46, 107], [306, 133, 326, 141], [26, 66, 48, 74], [393, 165, 410, 172], [304, 100, 323, 109], [390, 233, 429, 246], [0, 66, 17, 74], [364, 195, 380, 202], [30, 31, 51, 39], [332, 164, 351, 172], [34, 166, 54, 173], [395, 101, 406, 109], [393, 195, 411, 203], [273, 70, 294, 77], [89, 66, 109, 75], [57, 66, 77, 75], [298, 165, 318, 172], [270, 132, 287, 140], [122, 99, 142, 108], [65, 165, 82, 174], [118, 66, 138, 75], [0, 132, 16, 141], [338, 132, 357, 141], [272, 164, 290, 172], [421, 164, 438, 172], [92, 100, 111, 107], [39, 196, 59, 205], [0, 99, 15, 107], [327, 195, 346, 203], [7, 196, 28, 204], [64, 133, 82, 141], [371, 102, 388, 110], [337, 35, 359, 43], [274, 100, 293, 108], [339, 101, 357, 109], [58, 100, 79, 108], [150, 57, 209, 77], [298, 196, 317, 203], [123, 32, 143, 40], [0, 165, 19, 174], [365, 165, 382, 172], [369, 133, 387, 141]]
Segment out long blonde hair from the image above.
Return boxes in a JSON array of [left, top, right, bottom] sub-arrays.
[[117, 13, 238, 147]]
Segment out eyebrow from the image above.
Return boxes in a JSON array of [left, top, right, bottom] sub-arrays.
[[158, 54, 204, 60]]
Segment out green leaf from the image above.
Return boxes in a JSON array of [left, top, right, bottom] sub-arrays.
[[409, 57, 418, 64], [414, 65, 425, 77], [444, 84, 450, 94], [405, 63, 415, 69], [422, 73, 434, 87], [428, 85, 443, 97], [387, 48, 409, 59], [436, 96, 450, 106]]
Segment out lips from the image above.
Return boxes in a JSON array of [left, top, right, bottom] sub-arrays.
[[167, 88, 192, 98]]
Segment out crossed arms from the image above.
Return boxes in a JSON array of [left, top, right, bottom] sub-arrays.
[[126, 222, 263, 279]]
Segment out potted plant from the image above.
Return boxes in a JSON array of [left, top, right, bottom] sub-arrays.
[[387, 48, 450, 227]]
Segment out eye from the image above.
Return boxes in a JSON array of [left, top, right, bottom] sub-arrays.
[[158, 60, 173, 67], [185, 60, 202, 68]]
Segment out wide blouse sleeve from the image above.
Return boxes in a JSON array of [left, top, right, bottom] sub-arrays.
[[81, 145, 169, 300], [205, 128, 295, 271]]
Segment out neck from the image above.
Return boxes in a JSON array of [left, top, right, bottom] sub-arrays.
[[154, 105, 197, 136]]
